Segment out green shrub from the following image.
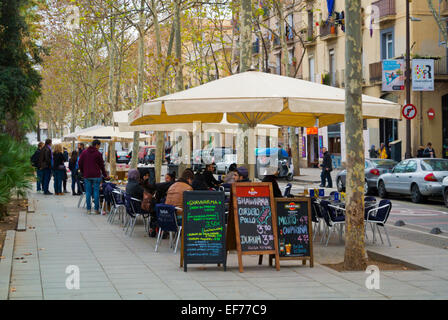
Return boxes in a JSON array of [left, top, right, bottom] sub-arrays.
[[0, 134, 34, 218]]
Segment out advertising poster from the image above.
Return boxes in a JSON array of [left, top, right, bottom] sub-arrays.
[[412, 59, 434, 91], [382, 59, 405, 91]]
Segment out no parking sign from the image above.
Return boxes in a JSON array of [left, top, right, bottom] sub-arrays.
[[402, 104, 417, 120]]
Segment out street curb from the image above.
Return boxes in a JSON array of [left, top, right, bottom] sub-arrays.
[[17, 211, 27, 232], [0, 230, 16, 300], [27, 199, 35, 213]]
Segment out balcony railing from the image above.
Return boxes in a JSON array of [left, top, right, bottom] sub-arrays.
[[369, 61, 382, 82], [435, 56, 448, 75], [372, 0, 396, 20], [320, 22, 337, 39]]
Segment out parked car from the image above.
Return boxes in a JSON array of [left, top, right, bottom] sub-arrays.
[[116, 150, 131, 164], [216, 154, 237, 174], [138, 145, 156, 164], [443, 176, 448, 207], [202, 147, 235, 165], [377, 158, 448, 203], [336, 158, 397, 195]]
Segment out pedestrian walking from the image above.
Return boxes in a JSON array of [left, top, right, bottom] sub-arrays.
[[319, 147, 333, 188], [52, 144, 66, 195], [78, 140, 109, 214], [31, 142, 44, 192], [39, 139, 53, 195], [424, 142, 436, 158], [369, 145, 378, 158], [68, 150, 81, 195], [379, 143, 388, 159]]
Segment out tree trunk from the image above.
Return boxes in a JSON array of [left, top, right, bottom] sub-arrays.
[[343, 0, 367, 271], [130, 0, 145, 169]]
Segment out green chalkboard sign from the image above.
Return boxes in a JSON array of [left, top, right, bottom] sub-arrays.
[[182, 191, 226, 271]]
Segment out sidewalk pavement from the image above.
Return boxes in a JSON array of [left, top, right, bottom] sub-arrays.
[[3, 190, 448, 300]]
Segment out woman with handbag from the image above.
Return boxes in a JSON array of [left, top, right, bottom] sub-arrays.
[[53, 144, 66, 195]]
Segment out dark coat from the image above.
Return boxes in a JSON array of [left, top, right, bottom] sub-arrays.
[[38, 145, 52, 170], [423, 147, 436, 158], [53, 152, 65, 170], [78, 146, 107, 179], [155, 181, 174, 202], [203, 170, 220, 189], [192, 174, 210, 190], [126, 180, 144, 200], [322, 151, 333, 171], [369, 148, 378, 159], [31, 149, 41, 168], [262, 175, 283, 198]]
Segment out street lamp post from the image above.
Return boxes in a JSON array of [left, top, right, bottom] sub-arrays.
[[405, 0, 411, 159]]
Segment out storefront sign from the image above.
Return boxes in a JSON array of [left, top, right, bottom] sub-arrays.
[[306, 127, 318, 135], [427, 108, 435, 120], [382, 59, 405, 91], [412, 59, 434, 91]]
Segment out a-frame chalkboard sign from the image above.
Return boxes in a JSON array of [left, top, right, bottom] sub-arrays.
[[181, 191, 227, 272], [228, 182, 280, 273], [268, 197, 314, 268]]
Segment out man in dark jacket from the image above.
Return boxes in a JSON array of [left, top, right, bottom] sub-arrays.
[[320, 147, 333, 188], [423, 142, 436, 158], [39, 139, 53, 195], [31, 142, 44, 192], [203, 163, 221, 189], [78, 140, 109, 214], [262, 169, 283, 198]]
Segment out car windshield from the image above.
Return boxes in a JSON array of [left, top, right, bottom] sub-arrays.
[[371, 160, 397, 168], [421, 159, 448, 171]]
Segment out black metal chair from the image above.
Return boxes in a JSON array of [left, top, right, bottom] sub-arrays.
[[365, 199, 392, 246]]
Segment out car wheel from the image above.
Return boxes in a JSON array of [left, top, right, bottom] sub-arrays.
[[364, 180, 370, 195], [411, 184, 425, 203], [337, 177, 344, 192], [378, 180, 387, 198], [444, 189, 448, 208]]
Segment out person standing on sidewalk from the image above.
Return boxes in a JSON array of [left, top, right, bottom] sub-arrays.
[[424, 142, 436, 158], [31, 142, 44, 192], [320, 147, 333, 188], [78, 140, 109, 214], [52, 144, 66, 195], [69, 150, 81, 195], [39, 139, 53, 195]]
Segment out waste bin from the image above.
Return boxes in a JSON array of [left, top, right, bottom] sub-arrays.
[[389, 139, 402, 162]]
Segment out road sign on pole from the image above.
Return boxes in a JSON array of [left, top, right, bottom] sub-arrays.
[[402, 103, 417, 120]]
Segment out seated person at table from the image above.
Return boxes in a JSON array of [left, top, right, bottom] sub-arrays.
[[203, 163, 221, 189], [236, 167, 250, 182], [165, 170, 194, 215], [261, 168, 282, 198], [155, 172, 176, 202], [142, 183, 157, 236], [192, 171, 209, 190], [223, 163, 238, 184], [126, 169, 144, 200]]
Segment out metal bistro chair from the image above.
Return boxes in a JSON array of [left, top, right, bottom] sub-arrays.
[[154, 204, 182, 253], [320, 200, 346, 246], [108, 189, 125, 224], [365, 199, 392, 247], [283, 183, 292, 197], [123, 193, 150, 237], [101, 182, 115, 215], [310, 198, 323, 241]]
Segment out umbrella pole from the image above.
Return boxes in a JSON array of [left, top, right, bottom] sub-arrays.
[[248, 124, 257, 182]]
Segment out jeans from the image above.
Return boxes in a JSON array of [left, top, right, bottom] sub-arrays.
[[36, 169, 43, 191], [53, 170, 64, 194], [320, 170, 333, 188], [42, 168, 52, 193], [84, 178, 101, 211], [71, 170, 81, 194]]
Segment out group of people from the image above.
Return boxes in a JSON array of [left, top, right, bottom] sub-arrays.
[[31, 139, 110, 214], [369, 141, 437, 159]]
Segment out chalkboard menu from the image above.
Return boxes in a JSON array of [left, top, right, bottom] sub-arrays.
[[231, 182, 280, 272], [274, 198, 313, 267], [182, 191, 226, 272]]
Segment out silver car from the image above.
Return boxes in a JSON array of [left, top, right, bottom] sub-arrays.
[[442, 176, 448, 207], [377, 158, 448, 203], [336, 159, 397, 195]]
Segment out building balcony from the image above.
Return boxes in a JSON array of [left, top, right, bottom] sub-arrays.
[[369, 61, 383, 83], [303, 34, 317, 47], [372, 0, 396, 23], [435, 56, 448, 76], [319, 22, 337, 40]]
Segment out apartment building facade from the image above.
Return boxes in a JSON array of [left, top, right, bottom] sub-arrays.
[[258, 0, 448, 167]]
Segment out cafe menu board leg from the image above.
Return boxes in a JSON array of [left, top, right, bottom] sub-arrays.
[[231, 183, 280, 273], [269, 197, 313, 268]]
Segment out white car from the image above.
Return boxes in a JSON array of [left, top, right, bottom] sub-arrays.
[[216, 154, 237, 174], [443, 176, 448, 207]]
